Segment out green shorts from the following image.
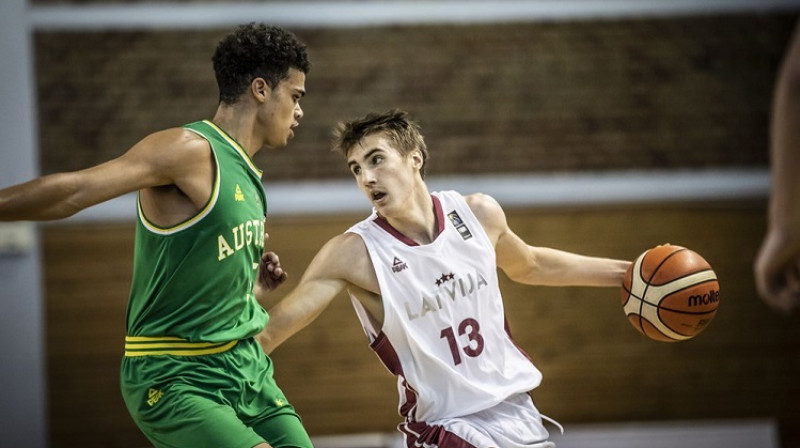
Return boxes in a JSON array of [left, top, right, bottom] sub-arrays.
[[120, 337, 312, 448]]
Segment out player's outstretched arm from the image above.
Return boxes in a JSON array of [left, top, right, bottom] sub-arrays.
[[754, 20, 800, 314], [257, 234, 359, 354], [466, 192, 630, 287], [0, 128, 204, 221]]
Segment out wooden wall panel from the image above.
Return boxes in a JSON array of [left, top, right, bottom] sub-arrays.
[[43, 202, 800, 447], [43, 223, 140, 447], [35, 15, 795, 179]]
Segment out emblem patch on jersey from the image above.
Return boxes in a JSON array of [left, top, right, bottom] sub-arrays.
[[392, 257, 408, 273], [435, 272, 455, 286], [234, 184, 245, 202], [447, 210, 472, 240]]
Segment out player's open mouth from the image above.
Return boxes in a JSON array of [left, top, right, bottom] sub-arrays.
[[372, 191, 386, 202]]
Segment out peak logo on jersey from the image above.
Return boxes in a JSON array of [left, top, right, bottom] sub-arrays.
[[392, 257, 408, 273], [435, 272, 455, 286], [234, 184, 246, 202], [447, 210, 472, 240], [146, 388, 164, 407]]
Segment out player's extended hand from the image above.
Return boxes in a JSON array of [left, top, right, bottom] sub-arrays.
[[256, 229, 288, 295], [257, 250, 288, 295], [754, 229, 800, 314]]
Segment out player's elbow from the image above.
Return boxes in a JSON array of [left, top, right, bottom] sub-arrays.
[[501, 251, 544, 285], [254, 329, 277, 355], [49, 200, 84, 220], [34, 174, 87, 220]]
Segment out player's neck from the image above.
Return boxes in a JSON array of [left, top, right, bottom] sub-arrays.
[[211, 106, 259, 158], [381, 189, 437, 245]]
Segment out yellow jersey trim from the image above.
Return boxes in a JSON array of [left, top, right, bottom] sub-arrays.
[[137, 132, 221, 235], [202, 120, 263, 178], [124, 336, 238, 357]]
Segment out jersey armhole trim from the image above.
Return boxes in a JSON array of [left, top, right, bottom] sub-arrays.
[[202, 119, 263, 178], [138, 129, 221, 235]]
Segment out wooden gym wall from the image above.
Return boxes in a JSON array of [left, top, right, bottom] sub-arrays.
[[35, 15, 796, 179]]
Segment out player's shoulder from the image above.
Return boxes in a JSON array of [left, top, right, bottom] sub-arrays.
[[462, 192, 508, 238], [329, 231, 369, 255], [313, 231, 368, 263], [127, 127, 211, 165], [141, 126, 209, 150], [309, 231, 371, 280], [463, 192, 503, 216]]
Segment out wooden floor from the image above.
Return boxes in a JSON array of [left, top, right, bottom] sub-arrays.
[[42, 200, 800, 448], [311, 419, 780, 448]]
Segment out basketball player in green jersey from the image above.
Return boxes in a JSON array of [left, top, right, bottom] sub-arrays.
[[0, 24, 313, 448]]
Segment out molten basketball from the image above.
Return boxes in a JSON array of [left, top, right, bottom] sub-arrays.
[[621, 244, 720, 342]]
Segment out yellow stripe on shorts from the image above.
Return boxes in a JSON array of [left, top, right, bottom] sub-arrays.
[[124, 336, 238, 357]]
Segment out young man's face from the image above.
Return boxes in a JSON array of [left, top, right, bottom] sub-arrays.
[[346, 132, 421, 216], [259, 68, 306, 149]]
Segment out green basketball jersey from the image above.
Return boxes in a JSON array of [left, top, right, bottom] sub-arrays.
[[126, 120, 270, 343]]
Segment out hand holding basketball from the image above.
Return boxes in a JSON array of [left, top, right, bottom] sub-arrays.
[[621, 244, 720, 342]]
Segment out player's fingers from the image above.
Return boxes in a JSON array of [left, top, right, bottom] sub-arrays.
[[262, 251, 287, 281], [262, 251, 280, 265]]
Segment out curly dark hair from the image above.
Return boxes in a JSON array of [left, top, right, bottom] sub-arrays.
[[332, 109, 429, 179], [212, 23, 310, 105]]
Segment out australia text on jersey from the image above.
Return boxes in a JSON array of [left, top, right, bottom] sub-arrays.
[[217, 218, 265, 261], [404, 269, 489, 321]]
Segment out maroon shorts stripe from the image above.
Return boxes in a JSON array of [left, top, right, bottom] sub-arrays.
[[400, 421, 478, 448]]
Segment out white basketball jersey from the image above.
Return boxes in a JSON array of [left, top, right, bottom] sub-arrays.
[[346, 190, 542, 423]]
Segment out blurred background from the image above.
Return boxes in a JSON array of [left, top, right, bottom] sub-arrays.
[[1, 0, 800, 447]]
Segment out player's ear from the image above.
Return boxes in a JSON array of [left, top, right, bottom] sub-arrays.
[[251, 78, 271, 103], [410, 150, 423, 169]]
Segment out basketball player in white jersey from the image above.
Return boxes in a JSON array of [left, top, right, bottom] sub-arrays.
[[259, 109, 631, 447]]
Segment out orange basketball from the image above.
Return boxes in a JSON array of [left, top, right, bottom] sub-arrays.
[[621, 244, 720, 342]]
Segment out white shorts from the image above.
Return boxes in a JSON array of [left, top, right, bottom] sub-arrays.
[[398, 393, 559, 448]]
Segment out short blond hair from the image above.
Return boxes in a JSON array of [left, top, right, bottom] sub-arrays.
[[332, 109, 429, 178]]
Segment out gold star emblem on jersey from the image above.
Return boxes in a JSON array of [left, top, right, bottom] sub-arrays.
[[274, 398, 286, 407], [234, 184, 245, 202]]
